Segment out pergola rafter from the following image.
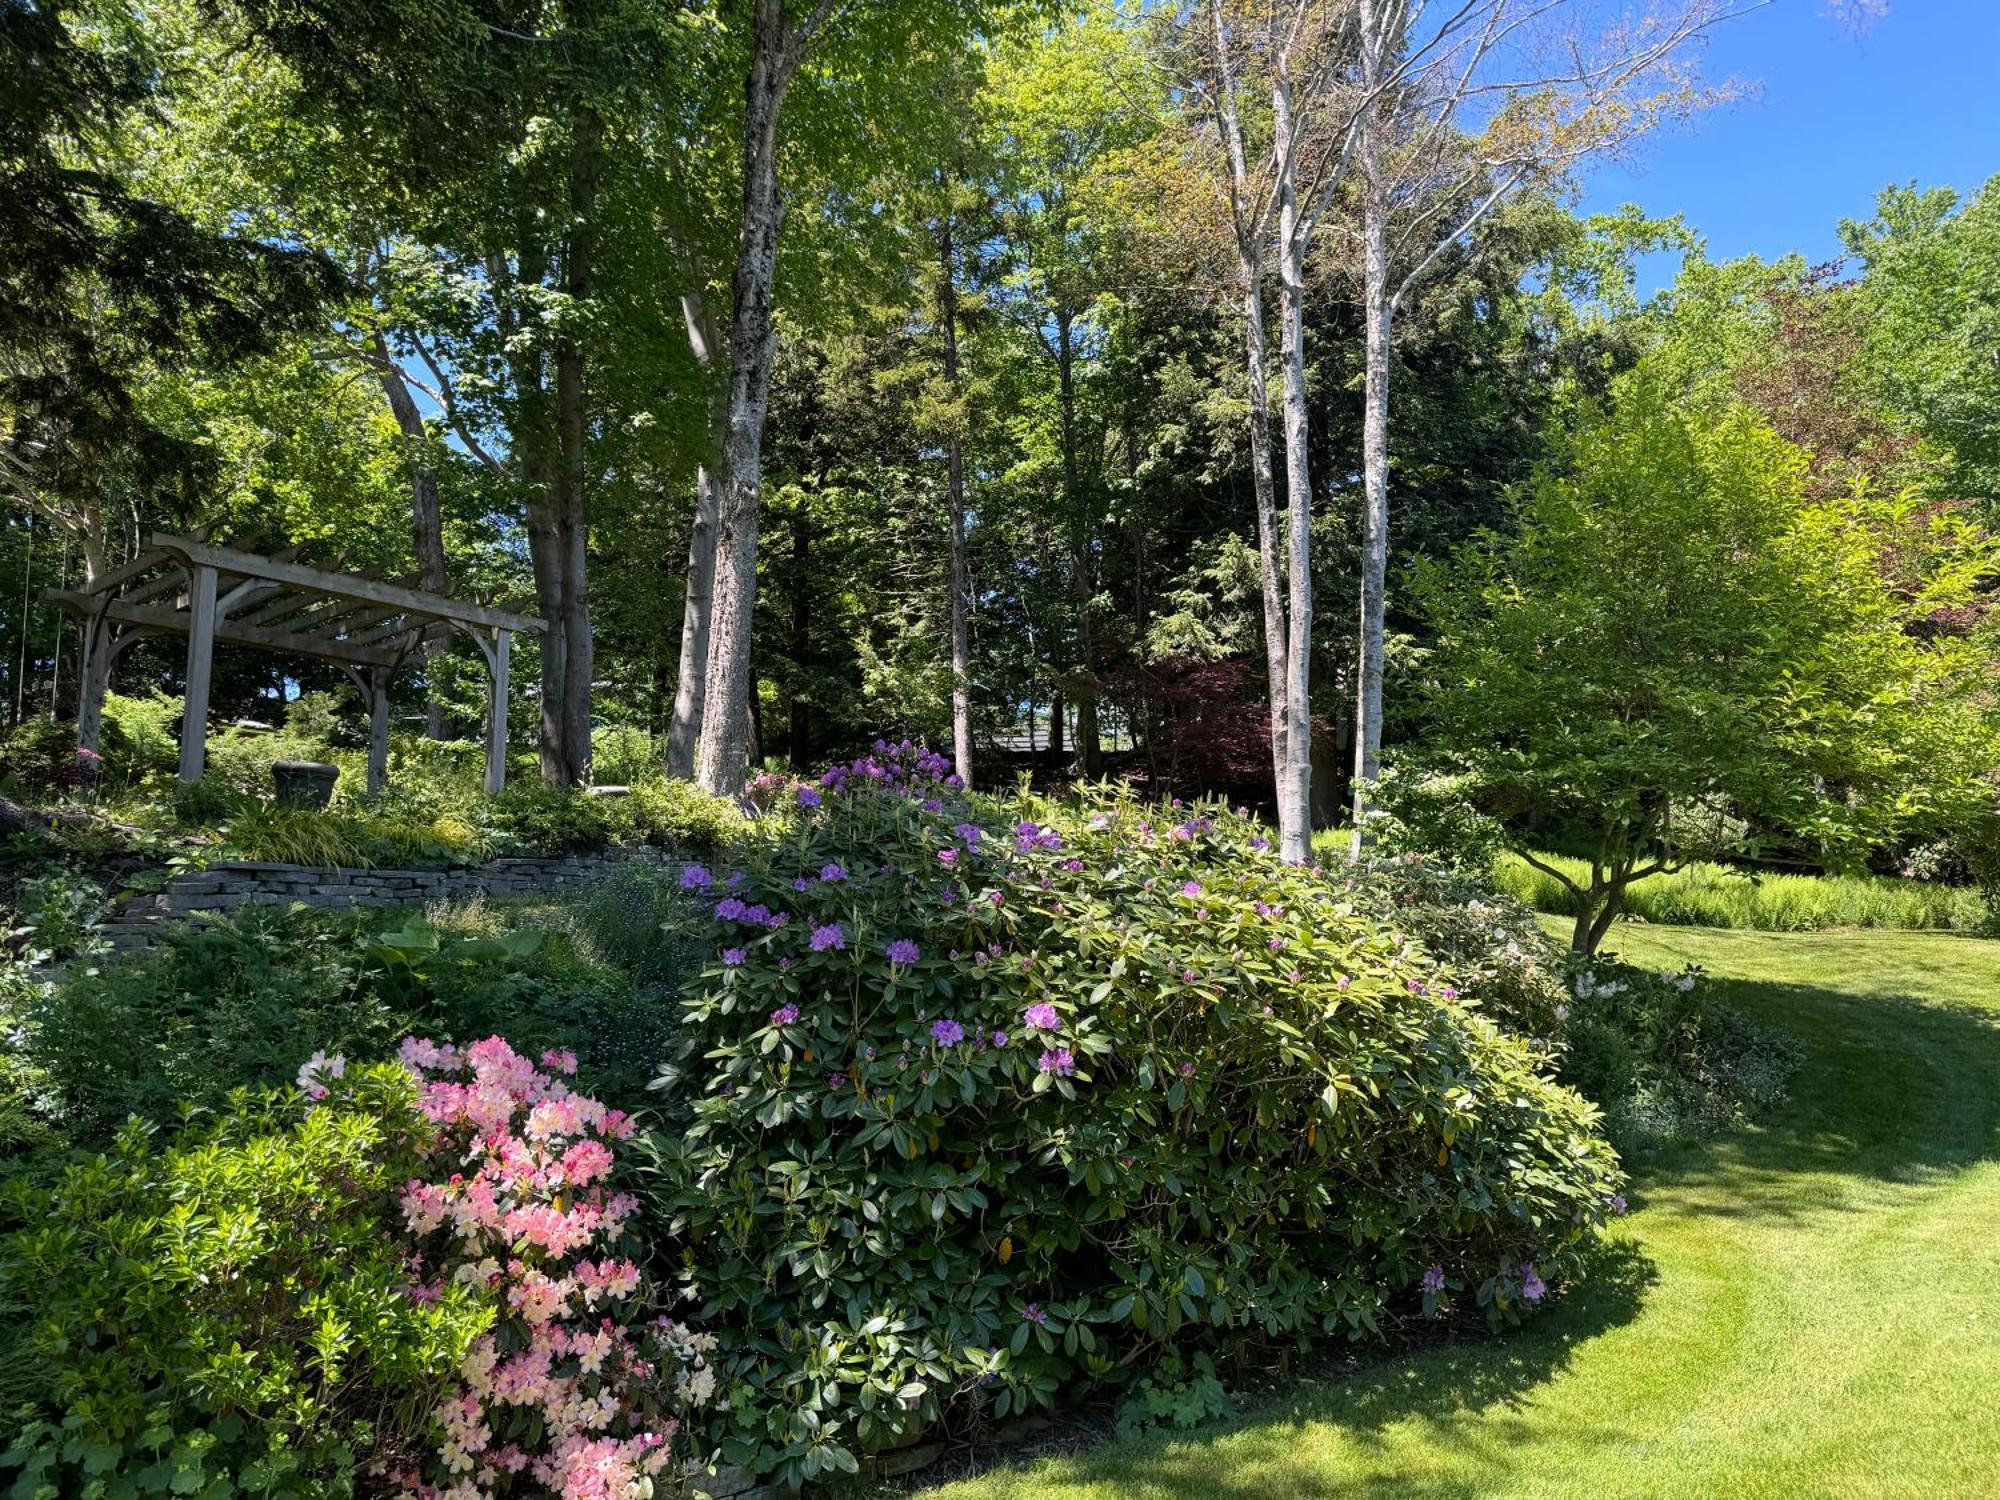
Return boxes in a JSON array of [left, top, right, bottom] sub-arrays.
[[49, 533, 541, 795]]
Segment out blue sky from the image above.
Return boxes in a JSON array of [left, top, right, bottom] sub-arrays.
[[1577, 0, 2000, 286]]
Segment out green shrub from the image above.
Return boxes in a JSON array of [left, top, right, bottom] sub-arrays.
[[485, 782, 619, 853], [621, 777, 748, 851], [0, 1064, 491, 1497], [591, 723, 661, 785], [1559, 955, 1803, 1157], [19, 899, 682, 1146], [642, 747, 1623, 1487], [1494, 849, 1990, 932], [99, 691, 182, 789], [0, 719, 77, 798], [24, 907, 402, 1143]]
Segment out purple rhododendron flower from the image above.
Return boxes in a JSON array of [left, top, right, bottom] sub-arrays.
[[1521, 1263, 1547, 1301], [992, 1030, 1009, 1047], [714, 896, 748, 921], [1609, 1194, 1629, 1215], [1038, 1048, 1076, 1077], [1022, 1302, 1048, 1326], [887, 938, 921, 965], [1249, 836, 1271, 853], [954, 822, 983, 845], [1178, 1060, 1196, 1079], [931, 1018, 965, 1046], [1422, 1266, 1447, 1295], [1439, 984, 1460, 1000], [820, 862, 847, 883], [798, 786, 822, 808], [1023, 1002, 1062, 1032], [827, 1072, 846, 1088], [1181, 881, 1203, 898], [810, 923, 847, 952], [680, 864, 712, 890], [937, 847, 958, 868], [722, 947, 747, 966], [770, 1003, 799, 1026], [987, 890, 1004, 907]]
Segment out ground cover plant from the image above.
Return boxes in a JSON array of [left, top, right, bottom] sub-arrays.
[[642, 744, 1626, 1488], [1495, 848, 1992, 933], [912, 924, 2000, 1500]]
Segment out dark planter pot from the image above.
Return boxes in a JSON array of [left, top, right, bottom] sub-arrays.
[[272, 760, 340, 810]]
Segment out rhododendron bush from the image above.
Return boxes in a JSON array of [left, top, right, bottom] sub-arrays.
[[1, 1042, 710, 1500], [643, 743, 1624, 1488]]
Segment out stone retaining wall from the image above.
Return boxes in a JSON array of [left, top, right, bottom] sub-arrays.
[[100, 846, 678, 950]]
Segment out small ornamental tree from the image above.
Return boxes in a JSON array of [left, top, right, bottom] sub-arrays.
[[1414, 368, 1999, 952], [644, 742, 1623, 1487]]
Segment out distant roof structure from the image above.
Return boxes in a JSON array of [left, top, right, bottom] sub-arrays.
[[49, 533, 541, 795]]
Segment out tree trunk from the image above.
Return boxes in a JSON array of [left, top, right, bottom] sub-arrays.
[[696, 0, 796, 795], [1272, 69, 1315, 863], [1055, 312, 1099, 777], [552, 107, 603, 786], [666, 293, 723, 779], [939, 211, 974, 789], [788, 504, 811, 766], [370, 329, 452, 738], [1350, 3, 1392, 858]]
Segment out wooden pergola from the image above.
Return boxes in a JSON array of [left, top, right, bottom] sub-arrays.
[[49, 533, 541, 795]]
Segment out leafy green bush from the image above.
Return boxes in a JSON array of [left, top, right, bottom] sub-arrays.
[[24, 907, 400, 1143], [222, 802, 378, 867], [0, 1064, 490, 1497], [642, 747, 1624, 1487], [19, 900, 683, 1145], [0, 719, 78, 798], [1559, 955, 1803, 1157], [1494, 849, 1990, 932]]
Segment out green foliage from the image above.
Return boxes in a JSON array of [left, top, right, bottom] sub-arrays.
[[18, 897, 683, 1147], [1416, 364, 2000, 950], [1558, 956, 1803, 1160], [1111, 1351, 1231, 1439], [222, 802, 376, 867], [1495, 849, 1992, 934], [23, 907, 401, 1144], [0, 1065, 490, 1498], [643, 762, 1621, 1487]]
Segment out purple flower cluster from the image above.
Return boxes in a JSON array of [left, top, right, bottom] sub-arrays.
[[679, 864, 712, 890], [1023, 1002, 1062, 1032], [810, 923, 847, 953], [1422, 1265, 1447, 1295], [819, 862, 847, 883], [722, 947, 747, 967], [1014, 820, 1064, 853], [1521, 1263, 1547, 1302], [1038, 1048, 1076, 1078], [770, 1003, 799, 1027], [797, 786, 822, 808], [930, 1018, 965, 1046], [886, 938, 921, 965]]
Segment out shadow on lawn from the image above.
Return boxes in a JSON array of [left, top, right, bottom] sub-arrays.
[[921, 1241, 1659, 1500], [1627, 974, 2000, 1224]]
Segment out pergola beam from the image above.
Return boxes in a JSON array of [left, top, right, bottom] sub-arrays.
[[46, 591, 402, 668], [151, 533, 539, 633]]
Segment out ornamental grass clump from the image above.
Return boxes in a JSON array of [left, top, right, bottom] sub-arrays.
[[643, 744, 1624, 1487]]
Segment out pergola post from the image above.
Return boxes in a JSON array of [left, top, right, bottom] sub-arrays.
[[484, 628, 511, 795], [366, 668, 392, 795], [178, 564, 217, 784]]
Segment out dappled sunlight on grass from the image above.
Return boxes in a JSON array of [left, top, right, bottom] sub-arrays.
[[919, 926, 2000, 1500]]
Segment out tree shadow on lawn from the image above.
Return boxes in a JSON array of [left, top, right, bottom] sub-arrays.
[[1624, 972, 2000, 1225], [915, 1241, 1658, 1500]]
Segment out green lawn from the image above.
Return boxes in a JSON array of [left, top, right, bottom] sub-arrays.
[[917, 926, 2000, 1500]]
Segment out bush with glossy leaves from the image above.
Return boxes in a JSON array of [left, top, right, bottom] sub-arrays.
[[640, 744, 1624, 1488]]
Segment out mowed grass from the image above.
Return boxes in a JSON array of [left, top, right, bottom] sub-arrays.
[[916, 926, 2000, 1500], [1492, 849, 1990, 933]]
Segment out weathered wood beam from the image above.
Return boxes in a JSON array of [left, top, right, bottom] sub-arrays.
[[151, 533, 541, 633], [47, 591, 400, 668], [178, 565, 217, 784], [485, 629, 511, 795]]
